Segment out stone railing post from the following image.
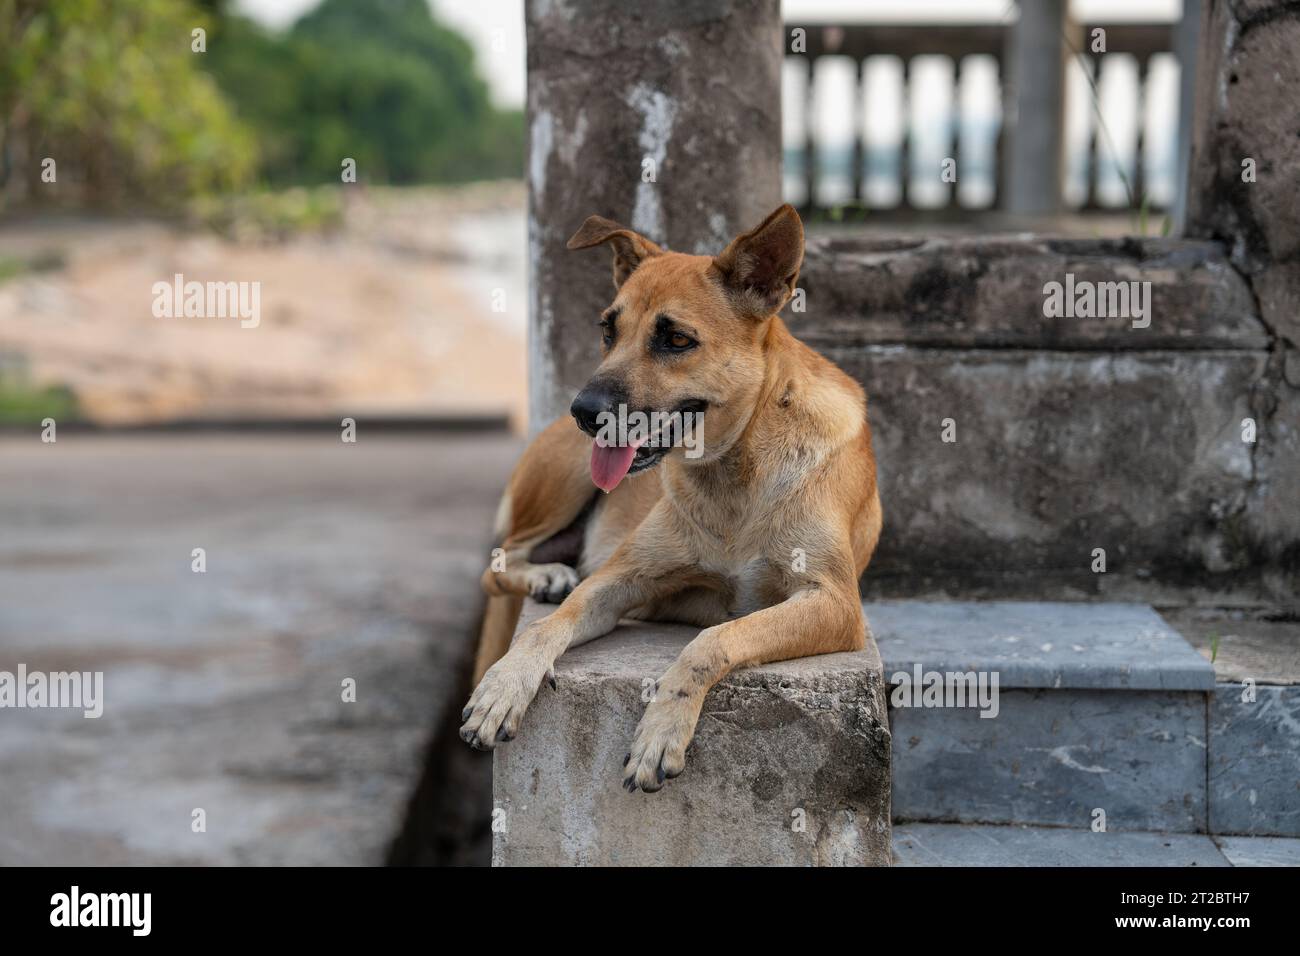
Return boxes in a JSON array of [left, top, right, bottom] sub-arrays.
[[526, 0, 783, 432], [1003, 0, 1072, 216]]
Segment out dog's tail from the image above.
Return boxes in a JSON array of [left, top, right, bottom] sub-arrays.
[[472, 592, 523, 685], [468, 418, 599, 684]]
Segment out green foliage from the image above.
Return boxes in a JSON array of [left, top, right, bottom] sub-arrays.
[[0, 257, 23, 283], [0, 0, 521, 209], [188, 186, 344, 242], [0, 0, 257, 207], [204, 0, 524, 186], [0, 249, 66, 282], [0, 379, 79, 425]]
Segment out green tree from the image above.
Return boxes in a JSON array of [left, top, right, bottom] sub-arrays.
[[205, 0, 523, 185], [0, 0, 256, 208]]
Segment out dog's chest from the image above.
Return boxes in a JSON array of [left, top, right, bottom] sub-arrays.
[[706, 554, 783, 618]]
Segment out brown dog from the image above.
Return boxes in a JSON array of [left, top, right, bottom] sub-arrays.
[[461, 203, 882, 793]]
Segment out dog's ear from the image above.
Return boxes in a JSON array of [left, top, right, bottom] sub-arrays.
[[566, 216, 663, 289], [711, 204, 804, 318]]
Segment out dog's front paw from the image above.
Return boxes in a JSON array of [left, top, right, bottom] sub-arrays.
[[525, 563, 580, 604], [621, 689, 703, 793], [459, 650, 553, 750]]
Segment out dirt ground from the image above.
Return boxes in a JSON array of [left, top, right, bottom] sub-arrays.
[[0, 184, 528, 427]]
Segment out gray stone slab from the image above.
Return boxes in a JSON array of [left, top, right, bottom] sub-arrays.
[[1215, 836, 1300, 867], [1209, 683, 1300, 837], [893, 823, 1229, 867], [492, 610, 891, 866], [892, 688, 1207, 832], [871, 601, 1215, 690], [1161, 607, 1300, 685]]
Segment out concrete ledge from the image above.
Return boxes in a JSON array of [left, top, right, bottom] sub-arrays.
[[492, 603, 891, 866], [796, 235, 1265, 350], [873, 601, 1215, 690]]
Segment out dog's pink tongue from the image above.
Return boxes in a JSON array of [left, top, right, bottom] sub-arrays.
[[590, 437, 643, 492]]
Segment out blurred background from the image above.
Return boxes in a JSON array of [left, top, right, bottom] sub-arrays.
[[0, 0, 529, 428], [0, 0, 1205, 867]]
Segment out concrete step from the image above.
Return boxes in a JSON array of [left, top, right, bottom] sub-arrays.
[[893, 823, 1300, 867], [872, 601, 1217, 833]]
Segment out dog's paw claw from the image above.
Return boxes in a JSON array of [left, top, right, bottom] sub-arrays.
[[459, 652, 550, 751], [526, 564, 580, 604], [620, 692, 698, 793]]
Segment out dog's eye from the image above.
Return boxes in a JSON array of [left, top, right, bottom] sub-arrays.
[[599, 308, 621, 348], [667, 332, 695, 350]]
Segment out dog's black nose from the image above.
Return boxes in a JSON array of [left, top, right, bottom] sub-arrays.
[[570, 383, 618, 436]]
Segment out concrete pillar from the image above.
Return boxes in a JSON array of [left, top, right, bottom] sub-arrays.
[[1184, 0, 1300, 278], [492, 603, 892, 866], [1181, 0, 1300, 593], [526, 0, 783, 431], [1003, 0, 1070, 216]]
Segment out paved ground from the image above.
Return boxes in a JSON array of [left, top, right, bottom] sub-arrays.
[[0, 432, 519, 865]]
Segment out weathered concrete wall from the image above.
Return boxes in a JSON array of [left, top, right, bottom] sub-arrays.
[[492, 604, 891, 866], [791, 235, 1290, 602], [1186, 0, 1300, 279], [526, 0, 783, 430], [1182, 0, 1300, 598]]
